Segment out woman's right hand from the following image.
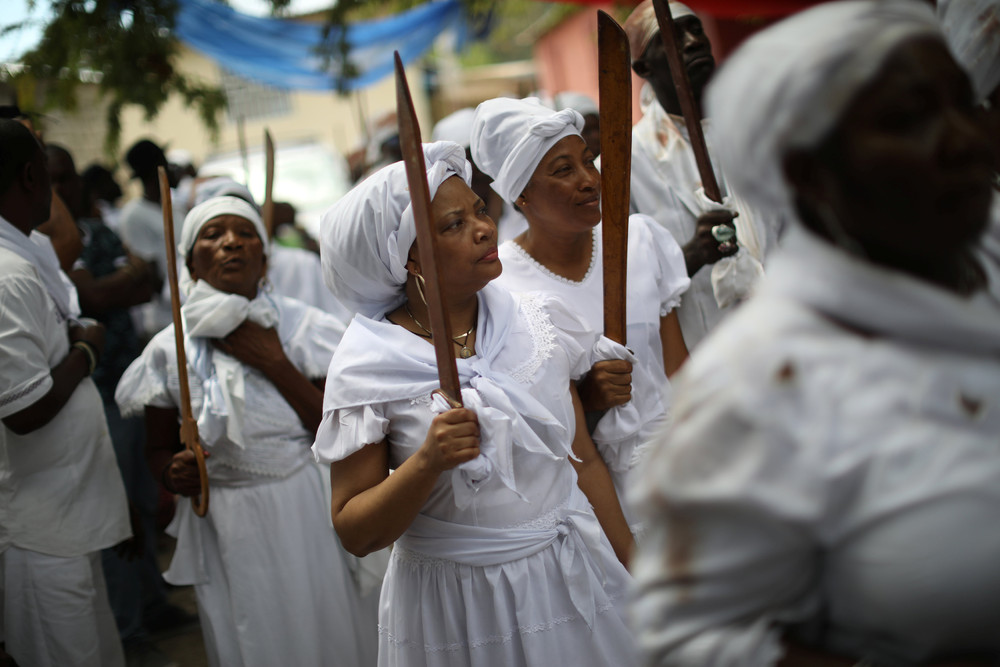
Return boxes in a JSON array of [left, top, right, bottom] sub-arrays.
[[577, 360, 633, 412], [417, 408, 481, 473], [163, 448, 210, 497]]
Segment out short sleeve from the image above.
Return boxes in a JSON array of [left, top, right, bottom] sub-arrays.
[[628, 356, 827, 666], [114, 332, 176, 417], [313, 403, 390, 464], [534, 294, 596, 381], [631, 213, 691, 316], [0, 274, 56, 419]]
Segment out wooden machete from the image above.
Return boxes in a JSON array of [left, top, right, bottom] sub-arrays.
[[394, 53, 463, 408], [158, 166, 210, 517], [598, 10, 631, 346], [652, 0, 724, 204]]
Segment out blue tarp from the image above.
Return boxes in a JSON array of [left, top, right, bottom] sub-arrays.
[[174, 0, 462, 91]]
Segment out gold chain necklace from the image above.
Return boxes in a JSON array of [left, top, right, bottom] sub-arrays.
[[404, 302, 476, 359]]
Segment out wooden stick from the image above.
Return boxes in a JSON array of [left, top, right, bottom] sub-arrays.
[[263, 129, 276, 238], [598, 10, 631, 346], [394, 53, 463, 408], [159, 166, 210, 517], [652, 0, 723, 204]]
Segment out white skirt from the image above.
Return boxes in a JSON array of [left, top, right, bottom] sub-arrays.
[[378, 493, 637, 667], [166, 462, 378, 667]]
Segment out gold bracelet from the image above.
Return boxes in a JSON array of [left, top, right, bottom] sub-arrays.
[[71, 340, 98, 376]]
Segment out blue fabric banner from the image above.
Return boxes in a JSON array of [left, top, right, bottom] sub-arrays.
[[174, 0, 462, 91]]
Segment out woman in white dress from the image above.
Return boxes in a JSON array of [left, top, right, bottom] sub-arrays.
[[115, 196, 376, 667], [469, 98, 691, 527], [629, 2, 1000, 665], [313, 141, 636, 667]]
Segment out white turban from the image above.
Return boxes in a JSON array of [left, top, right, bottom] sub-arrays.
[[705, 0, 939, 221], [623, 0, 695, 62], [319, 141, 472, 318], [193, 177, 258, 209], [939, 0, 1000, 102], [553, 91, 599, 117], [180, 195, 270, 263], [470, 97, 584, 204], [431, 108, 476, 148]]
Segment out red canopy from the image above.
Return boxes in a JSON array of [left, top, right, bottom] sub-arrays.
[[537, 0, 822, 17]]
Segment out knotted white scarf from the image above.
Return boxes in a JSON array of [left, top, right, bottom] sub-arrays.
[[181, 279, 279, 448]]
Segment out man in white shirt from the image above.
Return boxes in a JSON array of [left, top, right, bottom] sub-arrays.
[[0, 119, 130, 667], [118, 139, 182, 341], [625, 1, 779, 349]]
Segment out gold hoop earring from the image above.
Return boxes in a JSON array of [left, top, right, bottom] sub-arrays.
[[414, 274, 428, 306]]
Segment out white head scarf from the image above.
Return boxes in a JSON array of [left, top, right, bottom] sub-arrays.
[[705, 0, 939, 221], [553, 91, 599, 117], [319, 141, 471, 319], [623, 0, 696, 62], [192, 177, 257, 209], [939, 0, 1000, 102], [470, 97, 584, 204], [431, 108, 476, 148]]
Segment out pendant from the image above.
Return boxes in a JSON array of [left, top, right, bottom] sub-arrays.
[[459, 347, 473, 359]]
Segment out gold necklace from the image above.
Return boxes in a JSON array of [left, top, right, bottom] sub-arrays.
[[404, 302, 476, 359]]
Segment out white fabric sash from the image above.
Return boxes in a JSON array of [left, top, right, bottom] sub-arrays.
[[590, 338, 664, 473], [0, 217, 79, 320], [396, 505, 607, 629], [180, 280, 279, 447]]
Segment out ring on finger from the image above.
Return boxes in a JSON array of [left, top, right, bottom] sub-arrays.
[[711, 224, 736, 243]]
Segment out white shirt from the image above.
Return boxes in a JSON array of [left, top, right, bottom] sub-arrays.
[[630, 90, 780, 349], [0, 247, 129, 557], [629, 229, 1000, 665], [118, 197, 183, 339], [267, 244, 355, 320]]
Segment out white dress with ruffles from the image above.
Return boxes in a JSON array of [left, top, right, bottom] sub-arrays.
[[312, 284, 637, 667], [494, 215, 690, 526], [116, 294, 377, 667]]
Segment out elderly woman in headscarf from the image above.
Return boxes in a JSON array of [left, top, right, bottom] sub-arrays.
[[628, 2, 1000, 665], [115, 196, 376, 667], [313, 141, 637, 667], [469, 97, 691, 532]]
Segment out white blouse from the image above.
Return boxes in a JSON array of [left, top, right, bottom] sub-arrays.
[[629, 229, 1000, 666], [117, 294, 346, 483], [314, 285, 595, 527]]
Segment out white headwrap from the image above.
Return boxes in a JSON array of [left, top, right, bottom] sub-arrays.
[[939, 0, 1000, 102], [623, 0, 696, 62], [431, 108, 476, 148], [470, 97, 584, 204], [705, 0, 939, 221], [176, 196, 276, 449], [179, 196, 270, 268], [192, 177, 257, 210], [553, 91, 599, 117], [319, 141, 472, 318]]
